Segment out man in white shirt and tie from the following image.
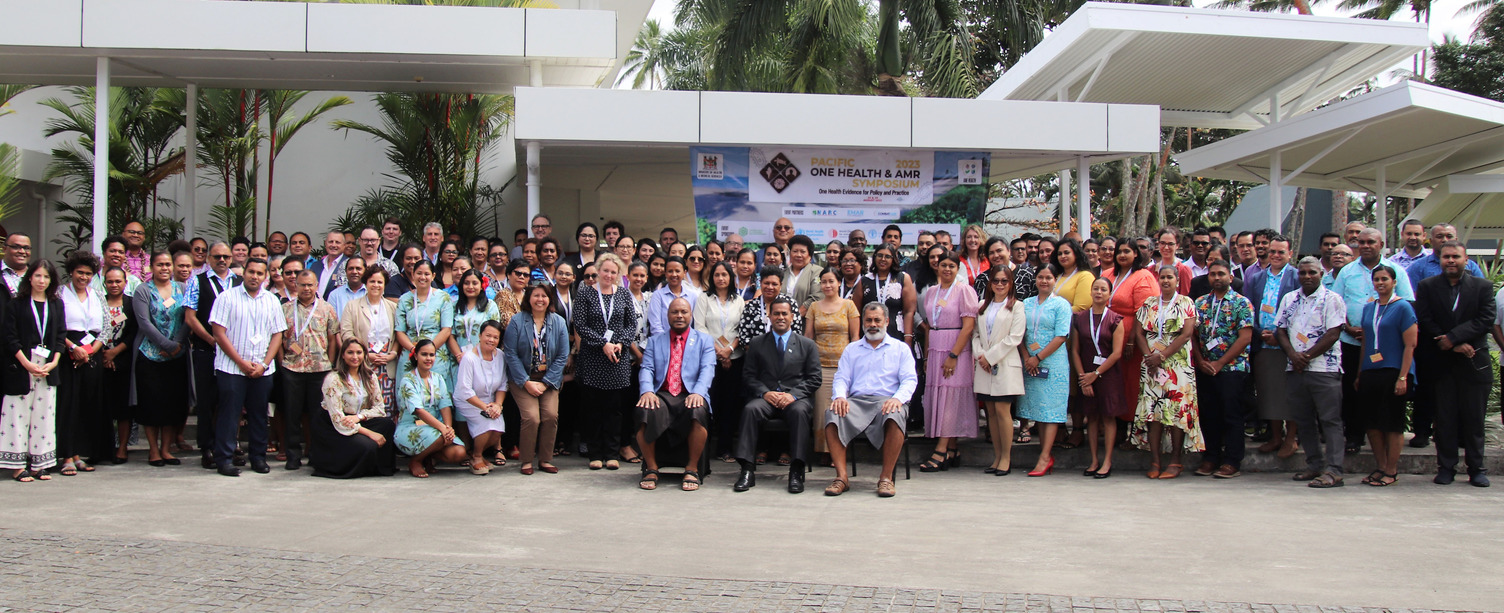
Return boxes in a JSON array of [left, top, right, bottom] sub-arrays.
[[824, 303, 917, 498]]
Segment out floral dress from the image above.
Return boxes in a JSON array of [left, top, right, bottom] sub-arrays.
[[395, 289, 456, 396], [1131, 294, 1203, 452], [452, 300, 502, 359], [394, 371, 459, 456]]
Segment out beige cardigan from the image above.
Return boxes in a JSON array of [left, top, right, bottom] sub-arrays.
[[339, 295, 400, 380], [971, 299, 1027, 397]]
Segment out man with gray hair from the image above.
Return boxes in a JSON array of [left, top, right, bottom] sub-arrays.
[[823, 303, 916, 498], [420, 222, 444, 266], [1331, 227, 1414, 452], [1275, 257, 1348, 488]]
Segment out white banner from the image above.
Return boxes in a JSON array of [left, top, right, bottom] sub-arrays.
[[748, 147, 936, 205], [715, 221, 958, 246]]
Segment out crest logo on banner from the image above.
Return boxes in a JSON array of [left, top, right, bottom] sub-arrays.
[[696, 152, 724, 180], [759, 152, 800, 193]]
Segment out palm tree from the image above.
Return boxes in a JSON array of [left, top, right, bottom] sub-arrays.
[[617, 19, 666, 89]]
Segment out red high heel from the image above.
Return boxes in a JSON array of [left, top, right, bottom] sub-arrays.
[[1027, 457, 1055, 477]]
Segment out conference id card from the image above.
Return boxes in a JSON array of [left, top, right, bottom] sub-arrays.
[[1369, 352, 1383, 363], [1261, 303, 1275, 314], [1093, 356, 1106, 365], [111, 313, 126, 326], [162, 297, 175, 308], [1152, 341, 1167, 352], [79, 333, 96, 346], [1028, 342, 1040, 352], [604, 330, 614, 343], [1294, 332, 1310, 344]]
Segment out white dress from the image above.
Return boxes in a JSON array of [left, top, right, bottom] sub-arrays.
[[452, 348, 508, 435]]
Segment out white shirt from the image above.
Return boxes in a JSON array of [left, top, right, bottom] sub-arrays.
[[61, 285, 104, 332], [209, 285, 289, 375], [453, 348, 508, 408], [832, 335, 918, 402], [1274, 286, 1347, 374]]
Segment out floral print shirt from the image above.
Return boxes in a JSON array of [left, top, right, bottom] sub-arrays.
[[1193, 291, 1254, 373]]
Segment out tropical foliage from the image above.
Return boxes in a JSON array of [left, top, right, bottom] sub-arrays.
[[329, 92, 513, 242]]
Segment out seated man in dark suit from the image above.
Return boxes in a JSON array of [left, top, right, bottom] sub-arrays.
[[635, 297, 716, 491], [735, 296, 821, 493]]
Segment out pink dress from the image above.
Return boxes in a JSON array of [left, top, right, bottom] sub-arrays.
[[923, 280, 981, 437]]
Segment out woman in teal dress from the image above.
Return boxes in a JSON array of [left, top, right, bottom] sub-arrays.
[[394, 339, 468, 478], [130, 252, 191, 466], [1015, 265, 1073, 477], [395, 259, 455, 401], [447, 269, 502, 366]]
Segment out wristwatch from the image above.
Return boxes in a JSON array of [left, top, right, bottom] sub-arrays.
[[947, 351, 959, 359]]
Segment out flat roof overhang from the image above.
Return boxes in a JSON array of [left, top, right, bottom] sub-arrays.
[[1405, 174, 1504, 241], [1174, 81, 1504, 199], [514, 87, 1161, 180], [979, 2, 1428, 130], [0, 0, 650, 91]]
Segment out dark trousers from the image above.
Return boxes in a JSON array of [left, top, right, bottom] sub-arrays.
[[192, 347, 220, 454], [1340, 342, 1364, 447], [56, 355, 101, 460], [214, 371, 273, 466], [1433, 364, 1491, 475], [278, 369, 327, 455], [1197, 370, 1249, 469], [581, 384, 630, 461], [1412, 353, 1440, 440], [735, 397, 812, 468], [709, 358, 744, 456]]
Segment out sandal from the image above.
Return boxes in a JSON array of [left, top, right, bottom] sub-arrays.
[[469, 459, 491, 475], [605, 460, 620, 471], [31, 469, 51, 481], [75, 460, 94, 473], [1158, 463, 1184, 479], [12, 470, 33, 483], [1146, 462, 1161, 479], [681, 470, 701, 491], [824, 478, 849, 496], [1308, 473, 1344, 488], [588, 460, 604, 470], [1369, 473, 1398, 487], [639, 469, 659, 490], [755, 451, 767, 465], [918, 450, 949, 473], [491, 452, 508, 467], [59, 461, 77, 477], [717, 452, 735, 463], [1361, 469, 1384, 485], [1015, 431, 1032, 444], [776, 453, 791, 466], [1059, 432, 1083, 450]]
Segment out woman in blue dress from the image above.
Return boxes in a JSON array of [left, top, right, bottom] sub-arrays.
[[395, 259, 455, 407], [394, 339, 468, 478], [1016, 265, 1073, 477]]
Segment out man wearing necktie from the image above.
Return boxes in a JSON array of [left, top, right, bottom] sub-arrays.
[[735, 296, 822, 493], [635, 298, 715, 491], [1414, 242, 1494, 487]]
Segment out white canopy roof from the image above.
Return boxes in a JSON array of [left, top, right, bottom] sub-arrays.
[[979, 2, 1429, 129], [1174, 81, 1504, 199], [514, 87, 1161, 181], [0, 0, 650, 91], [1405, 174, 1504, 241]]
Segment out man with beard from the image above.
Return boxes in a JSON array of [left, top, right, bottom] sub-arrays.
[[1193, 261, 1254, 478], [1414, 242, 1494, 487], [822, 303, 917, 498]]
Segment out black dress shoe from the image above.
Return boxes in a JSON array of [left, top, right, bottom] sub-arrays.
[[733, 469, 755, 492], [232, 450, 247, 466], [111, 456, 128, 465], [163, 458, 181, 466], [250, 459, 271, 474], [787, 469, 805, 494], [285, 452, 302, 471], [201, 454, 215, 470], [217, 463, 241, 477], [1470, 473, 1491, 488], [1408, 436, 1431, 448], [1434, 470, 1456, 485], [148, 459, 166, 467]]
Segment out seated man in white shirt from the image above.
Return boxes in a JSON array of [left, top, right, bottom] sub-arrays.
[[824, 303, 917, 498]]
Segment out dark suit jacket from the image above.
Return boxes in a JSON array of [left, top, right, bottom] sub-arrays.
[[742, 330, 821, 402], [1415, 274, 1496, 379], [2, 296, 66, 394]]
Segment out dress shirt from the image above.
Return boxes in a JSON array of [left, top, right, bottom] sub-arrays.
[[1389, 248, 1430, 269], [314, 254, 346, 297], [0, 263, 22, 294], [692, 292, 745, 359], [1404, 251, 1483, 292], [208, 285, 288, 375], [1274, 286, 1347, 373], [831, 335, 918, 403], [647, 283, 698, 337], [326, 285, 366, 318], [1187, 257, 1211, 278], [1333, 257, 1415, 345], [185, 270, 238, 311]]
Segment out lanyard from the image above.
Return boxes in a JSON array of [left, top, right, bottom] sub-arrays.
[[1208, 293, 1226, 333], [559, 292, 572, 322], [873, 273, 891, 301], [1053, 270, 1080, 298], [209, 274, 224, 296], [759, 298, 771, 328], [532, 319, 548, 362], [839, 279, 857, 300], [932, 282, 956, 323], [1372, 296, 1396, 354], [1088, 309, 1106, 356], [31, 300, 47, 344], [716, 295, 735, 332], [984, 301, 1004, 338], [1157, 293, 1178, 340], [1030, 298, 1045, 342], [596, 285, 616, 325], [292, 301, 316, 340], [1108, 269, 1131, 303]]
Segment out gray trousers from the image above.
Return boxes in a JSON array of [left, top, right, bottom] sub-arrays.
[[1287, 371, 1344, 474]]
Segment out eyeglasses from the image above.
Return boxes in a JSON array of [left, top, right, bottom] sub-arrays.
[[124, 229, 145, 236], [442, 250, 459, 255], [490, 253, 506, 258], [579, 233, 596, 239], [5, 244, 30, 251], [874, 254, 893, 259], [583, 274, 598, 280], [1156, 241, 1177, 247], [532, 223, 551, 230], [511, 271, 528, 277], [191, 247, 206, 253], [1191, 240, 1210, 247], [774, 224, 793, 231], [211, 254, 231, 260], [688, 256, 705, 262]]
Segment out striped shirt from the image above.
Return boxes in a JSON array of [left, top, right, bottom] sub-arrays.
[[209, 285, 288, 376]]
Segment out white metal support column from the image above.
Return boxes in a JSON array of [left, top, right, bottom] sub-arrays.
[[92, 57, 110, 253], [1059, 169, 1071, 235], [1374, 165, 1387, 240], [184, 83, 197, 236], [526, 60, 543, 228], [1077, 157, 1090, 241], [1268, 150, 1282, 229]]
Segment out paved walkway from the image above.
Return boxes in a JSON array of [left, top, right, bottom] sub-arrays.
[[0, 457, 1498, 611]]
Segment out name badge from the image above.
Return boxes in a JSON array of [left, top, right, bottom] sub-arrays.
[[1261, 303, 1275, 314], [250, 333, 265, 345], [111, 313, 126, 326], [79, 333, 96, 346], [1092, 356, 1106, 365], [33, 347, 51, 360], [1294, 332, 1310, 344], [604, 330, 614, 342], [162, 297, 176, 308], [1028, 342, 1041, 352], [1152, 341, 1167, 352], [1369, 352, 1383, 363]]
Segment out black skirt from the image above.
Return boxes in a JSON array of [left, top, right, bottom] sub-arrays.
[[134, 355, 188, 427], [311, 413, 396, 479], [1357, 367, 1411, 434], [101, 354, 133, 421]]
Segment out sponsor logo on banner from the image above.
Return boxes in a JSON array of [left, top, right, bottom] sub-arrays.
[[696, 153, 724, 180], [958, 159, 983, 185], [781, 206, 900, 220]]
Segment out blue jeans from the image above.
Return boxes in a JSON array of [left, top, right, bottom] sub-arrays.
[[214, 371, 273, 466]]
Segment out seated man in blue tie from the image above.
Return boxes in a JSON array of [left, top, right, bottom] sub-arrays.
[[825, 303, 918, 498], [735, 296, 822, 494], [635, 297, 716, 492]]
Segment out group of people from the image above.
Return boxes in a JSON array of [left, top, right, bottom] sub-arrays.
[[0, 213, 1492, 494]]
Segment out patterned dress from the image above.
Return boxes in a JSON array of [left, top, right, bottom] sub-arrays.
[[1016, 295, 1073, 424], [452, 300, 502, 358], [395, 289, 456, 396], [394, 371, 459, 456], [1131, 294, 1203, 452], [921, 281, 981, 437]]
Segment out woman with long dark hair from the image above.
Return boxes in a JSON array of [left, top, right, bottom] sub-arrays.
[[973, 267, 1025, 475], [454, 320, 509, 475], [503, 283, 570, 475], [694, 261, 744, 462], [1098, 237, 1159, 404], [394, 339, 468, 478], [868, 244, 916, 345], [684, 245, 708, 293], [315, 339, 397, 478], [340, 267, 400, 413], [916, 252, 979, 472], [0, 260, 65, 482]]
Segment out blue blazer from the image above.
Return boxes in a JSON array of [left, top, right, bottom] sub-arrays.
[[638, 328, 717, 411], [1243, 263, 1300, 351], [502, 312, 570, 389]]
